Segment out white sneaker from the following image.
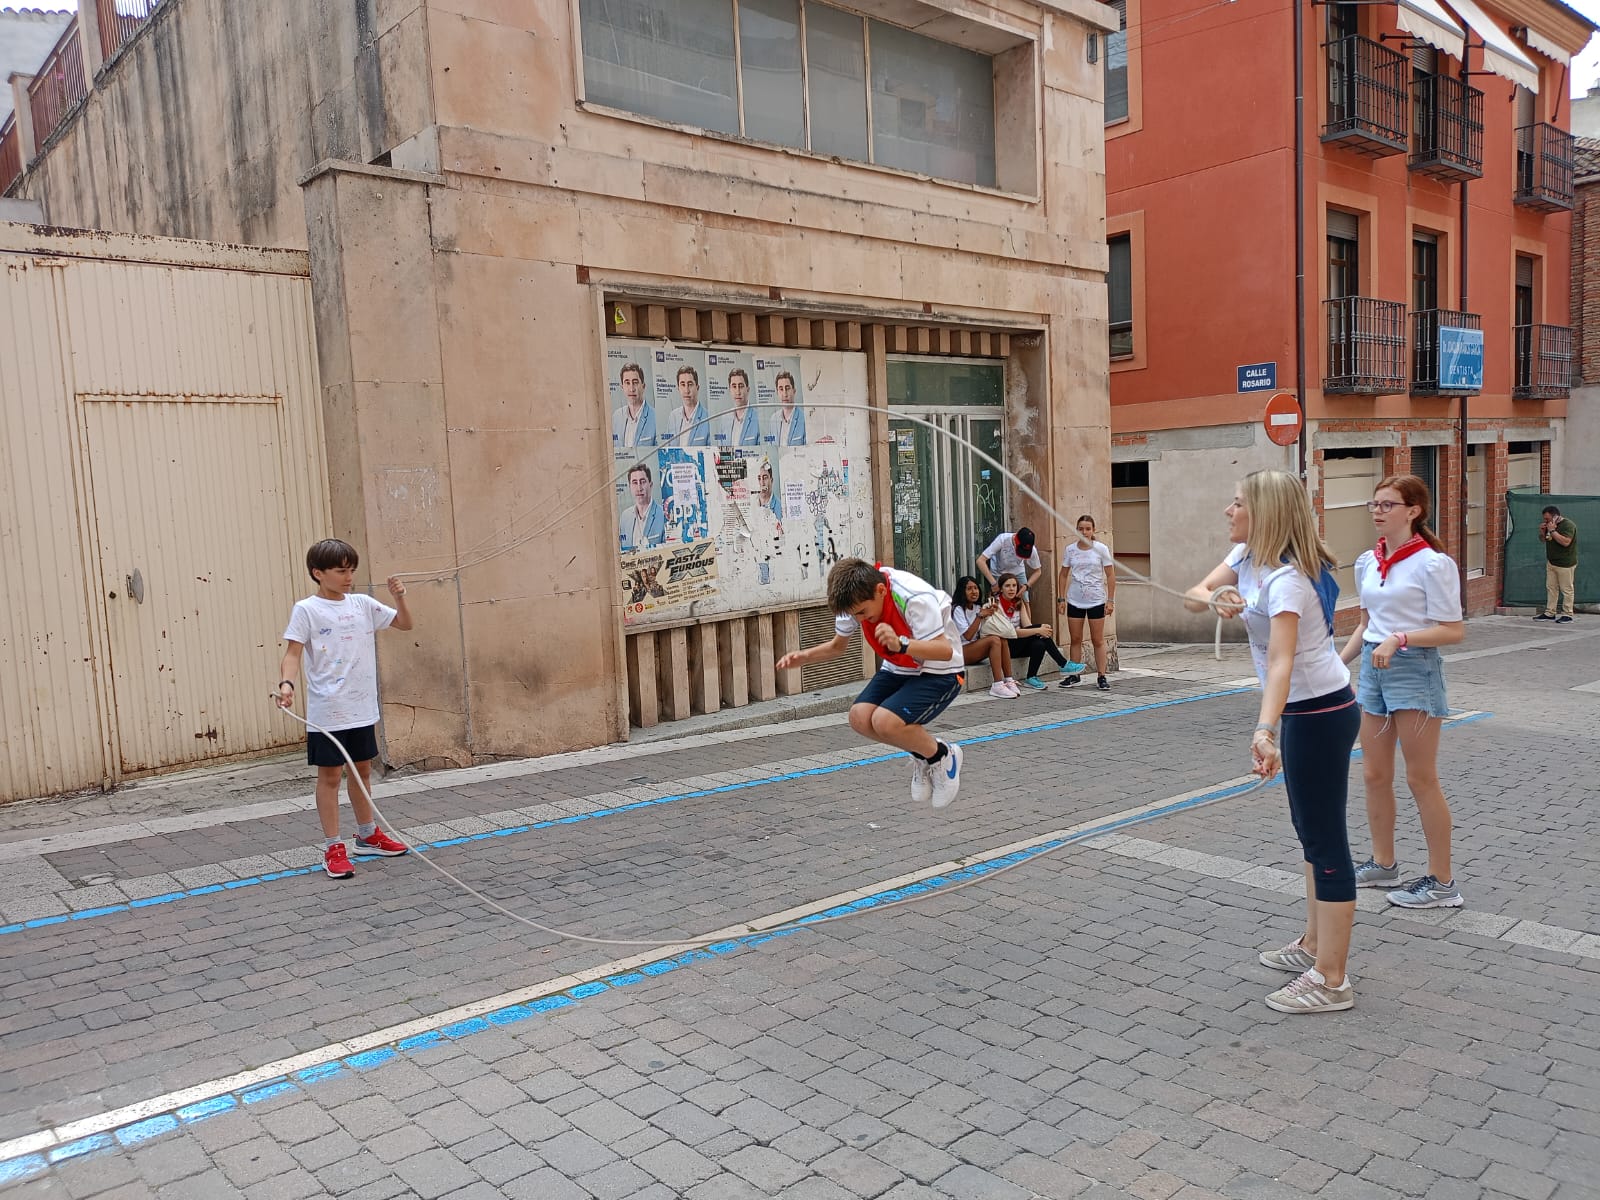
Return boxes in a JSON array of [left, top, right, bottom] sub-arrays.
[[929, 743, 963, 809], [987, 682, 1013, 699], [1003, 679, 1021, 696], [910, 757, 934, 805]]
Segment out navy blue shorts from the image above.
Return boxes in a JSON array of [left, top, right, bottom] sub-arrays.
[[307, 724, 378, 767], [853, 671, 963, 728]]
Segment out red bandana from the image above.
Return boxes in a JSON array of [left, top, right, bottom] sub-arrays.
[[1374, 534, 1427, 584], [861, 568, 918, 668], [997, 594, 1020, 620]]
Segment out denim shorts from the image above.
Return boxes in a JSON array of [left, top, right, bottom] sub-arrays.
[[1357, 642, 1448, 718]]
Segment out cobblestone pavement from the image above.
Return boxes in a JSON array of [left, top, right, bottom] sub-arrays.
[[1, 616, 1596, 1199]]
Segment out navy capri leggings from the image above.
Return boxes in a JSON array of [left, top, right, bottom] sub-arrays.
[[1281, 686, 1361, 902]]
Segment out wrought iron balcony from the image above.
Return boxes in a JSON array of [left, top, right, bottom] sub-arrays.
[[1325, 297, 1406, 394], [1322, 34, 1408, 156], [1514, 123, 1574, 211], [1409, 74, 1483, 182], [1513, 324, 1572, 399], [1411, 310, 1482, 395]]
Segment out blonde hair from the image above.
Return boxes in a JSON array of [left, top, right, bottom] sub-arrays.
[[1240, 470, 1336, 579]]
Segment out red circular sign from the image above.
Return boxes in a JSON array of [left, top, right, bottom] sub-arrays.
[[1262, 392, 1303, 446]]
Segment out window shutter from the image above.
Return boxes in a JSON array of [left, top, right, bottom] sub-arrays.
[[1515, 255, 1535, 287], [1108, 235, 1132, 326], [1516, 86, 1535, 128], [1412, 43, 1436, 72], [1327, 209, 1360, 241]]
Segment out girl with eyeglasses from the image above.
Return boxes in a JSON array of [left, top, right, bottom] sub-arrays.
[[1338, 474, 1466, 910]]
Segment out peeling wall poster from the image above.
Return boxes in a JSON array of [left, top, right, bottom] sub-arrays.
[[605, 338, 874, 626]]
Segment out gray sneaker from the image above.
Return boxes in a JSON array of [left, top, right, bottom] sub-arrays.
[[1258, 939, 1317, 974], [1387, 874, 1464, 909], [1265, 970, 1355, 1014], [1354, 857, 1400, 888]]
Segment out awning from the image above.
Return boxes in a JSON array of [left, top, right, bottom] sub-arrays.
[[1520, 25, 1571, 67], [1396, 0, 1465, 60], [1443, 0, 1541, 91]]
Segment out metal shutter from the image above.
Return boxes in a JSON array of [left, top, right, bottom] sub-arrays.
[[1516, 255, 1535, 287], [1327, 209, 1360, 241], [1412, 43, 1436, 71], [799, 604, 866, 691]]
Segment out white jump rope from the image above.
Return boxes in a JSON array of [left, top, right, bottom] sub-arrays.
[[276, 401, 1269, 951]]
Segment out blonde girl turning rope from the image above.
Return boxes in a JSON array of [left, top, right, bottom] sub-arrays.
[[1185, 471, 1360, 1015]]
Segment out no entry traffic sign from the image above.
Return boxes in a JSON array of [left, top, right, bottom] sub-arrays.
[[1262, 392, 1302, 447]]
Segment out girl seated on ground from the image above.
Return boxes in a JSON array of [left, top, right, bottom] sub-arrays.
[[951, 575, 1019, 698], [995, 574, 1083, 689]]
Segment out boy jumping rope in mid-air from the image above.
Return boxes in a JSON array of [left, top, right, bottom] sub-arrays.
[[777, 558, 967, 808], [275, 539, 414, 879]]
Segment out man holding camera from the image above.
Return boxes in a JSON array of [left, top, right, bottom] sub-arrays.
[[1537, 505, 1578, 624]]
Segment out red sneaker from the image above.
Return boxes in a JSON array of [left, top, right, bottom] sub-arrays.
[[352, 829, 409, 857], [324, 842, 355, 879]]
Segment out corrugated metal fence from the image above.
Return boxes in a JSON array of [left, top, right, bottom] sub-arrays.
[[0, 225, 328, 802]]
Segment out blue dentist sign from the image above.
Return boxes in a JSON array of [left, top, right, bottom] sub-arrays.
[[1438, 327, 1484, 392]]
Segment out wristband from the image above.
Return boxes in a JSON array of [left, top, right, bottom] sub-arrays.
[[1395, 632, 1408, 650], [1254, 722, 1278, 737], [279, 680, 295, 690]]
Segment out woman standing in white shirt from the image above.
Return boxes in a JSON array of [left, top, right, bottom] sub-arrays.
[[1056, 514, 1116, 690], [1185, 470, 1360, 1014], [1338, 474, 1466, 910]]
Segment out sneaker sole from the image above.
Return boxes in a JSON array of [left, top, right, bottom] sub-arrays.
[[1265, 992, 1354, 1014], [1257, 953, 1317, 973], [351, 845, 408, 857], [1387, 895, 1464, 909], [1355, 877, 1400, 888], [324, 865, 354, 879]]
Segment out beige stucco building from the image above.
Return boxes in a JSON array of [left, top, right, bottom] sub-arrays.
[[7, 0, 1117, 773]]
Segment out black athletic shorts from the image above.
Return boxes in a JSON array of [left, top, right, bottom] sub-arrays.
[[853, 671, 963, 727], [1066, 603, 1106, 620], [307, 723, 378, 767]]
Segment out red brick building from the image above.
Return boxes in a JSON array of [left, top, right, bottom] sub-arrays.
[[1101, 0, 1595, 637]]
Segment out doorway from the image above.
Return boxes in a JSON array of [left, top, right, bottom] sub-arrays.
[[887, 358, 1007, 593]]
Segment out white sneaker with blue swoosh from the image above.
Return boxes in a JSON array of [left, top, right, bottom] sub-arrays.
[[929, 743, 963, 809]]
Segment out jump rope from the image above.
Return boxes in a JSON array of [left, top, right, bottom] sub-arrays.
[[276, 398, 1270, 952]]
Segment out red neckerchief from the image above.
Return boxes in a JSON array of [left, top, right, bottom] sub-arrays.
[[997, 594, 1020, 620], [1375, 534, 1427, 584], [861, 567, 918, 668]]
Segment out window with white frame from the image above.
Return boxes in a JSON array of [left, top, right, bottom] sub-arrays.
[[1104, 0, 1128, 124], [578, 0, 999, 188], [1322, 449, 1383, 603], [1108, 233, 1133, 358]]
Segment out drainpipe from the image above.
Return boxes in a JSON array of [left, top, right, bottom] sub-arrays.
[[1458, 50, 1470, 602], [1294, 0, 1308, 480]]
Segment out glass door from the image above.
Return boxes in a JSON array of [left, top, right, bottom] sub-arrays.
[[887, 358, 1007, 595]]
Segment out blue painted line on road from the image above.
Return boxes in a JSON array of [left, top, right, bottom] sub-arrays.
[[0, 686, 1255, 943], [0, 709, 1495, 1184]]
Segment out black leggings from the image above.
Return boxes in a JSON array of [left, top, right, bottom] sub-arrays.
[[1010, 634, 1067, 678], [1281, 687, 1361, 902]]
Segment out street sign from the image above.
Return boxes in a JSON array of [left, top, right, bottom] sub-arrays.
[[1438, 326, 1484, 392], [1262, 392, 1302, 446], [1237, 362, 1277, 393]]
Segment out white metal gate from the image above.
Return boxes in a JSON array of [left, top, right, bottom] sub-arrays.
[[0, 226, 327, 801]]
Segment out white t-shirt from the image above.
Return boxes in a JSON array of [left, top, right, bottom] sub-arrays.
[[981, 533, 1041, 588], [1226, 546, 1350, 702], [834, 567, 965, 676], [1353, 546, 1462, 642], [1062, 539, 1114, 607], [283, 593, 397, 729]]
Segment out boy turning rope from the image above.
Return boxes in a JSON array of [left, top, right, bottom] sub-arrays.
[[778, 559, 966, 808]]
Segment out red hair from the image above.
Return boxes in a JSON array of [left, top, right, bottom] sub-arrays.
[[1374, 474, 1445, 552]]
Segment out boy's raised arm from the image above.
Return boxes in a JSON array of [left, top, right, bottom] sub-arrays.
[[386, 575, 414, 631]]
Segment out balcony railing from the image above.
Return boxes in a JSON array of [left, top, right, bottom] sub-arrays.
[[1323, 34, 1408, 156], [1513, 324, 1572, 399], [1410, 74, 1483, 182], [1411, 309, 1482, 395], [1514, 123, 1574, 211], [1325, 297, 1406, 394], [25, 20, 87, 148], [97, 0, 162, 63], [0, 116, 20, 196]]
